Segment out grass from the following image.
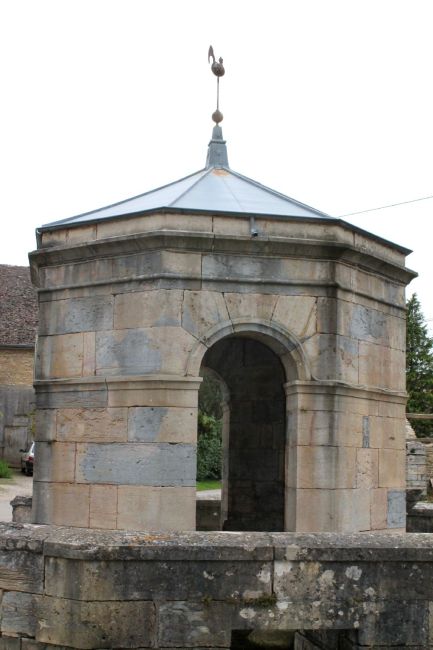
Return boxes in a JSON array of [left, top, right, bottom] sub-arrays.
[[197, 480, 221, 491], [0, 460, 13, 479]]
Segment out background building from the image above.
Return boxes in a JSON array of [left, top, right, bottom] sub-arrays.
[[0, 264, 37, 465]]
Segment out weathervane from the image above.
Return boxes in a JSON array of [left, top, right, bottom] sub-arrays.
[[208, 45, 225, 125]]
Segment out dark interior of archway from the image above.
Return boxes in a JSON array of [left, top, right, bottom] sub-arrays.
[[202, 336, 286, 532]]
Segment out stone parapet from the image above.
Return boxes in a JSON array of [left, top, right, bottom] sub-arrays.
[[0, 525, 432, 648]]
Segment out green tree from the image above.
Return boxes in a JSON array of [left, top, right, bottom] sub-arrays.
[[196, 375, 223, 481], [406, 294, 433, 436]]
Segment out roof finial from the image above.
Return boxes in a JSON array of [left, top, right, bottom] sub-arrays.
[[208, 45, 225, 125]]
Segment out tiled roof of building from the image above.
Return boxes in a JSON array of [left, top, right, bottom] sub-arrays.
[[0, 265, 38, 347]]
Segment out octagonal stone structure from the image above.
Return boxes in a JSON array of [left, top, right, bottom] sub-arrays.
[[29, 133, 416, 534]]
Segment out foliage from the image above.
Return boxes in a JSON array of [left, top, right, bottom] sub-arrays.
[[196, 374, 224, 481], [196, 411, 222, 481], [406, 294, 433, 436], [198, 374, 223, 420], [0, 459, 13, 479]]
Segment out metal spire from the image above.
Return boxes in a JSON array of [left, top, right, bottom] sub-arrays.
[[206, 45, 229, 168]]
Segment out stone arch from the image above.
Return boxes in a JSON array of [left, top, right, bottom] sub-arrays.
[[197, 328, 292, 531], [185, 317, 312, 382]]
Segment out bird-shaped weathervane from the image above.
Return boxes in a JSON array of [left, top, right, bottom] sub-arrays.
[[208, 45, 225, 125]]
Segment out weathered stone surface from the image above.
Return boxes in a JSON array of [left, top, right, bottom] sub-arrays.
[[95, 327, 195, 375], [272, 295, 317, 338], [182, 290, 230, 338], [354, 601, 429, 646], [36, 596, 155, 648], [0, 637, 21, 649], [75, 442, 196, 486], [1, 591, 40, 637], [127, 406, 196, 443], [0, 546, 44, 592], [89, 484, 118, 529], [36, 333, 84, 379], [224, 292, 278, 324], [296, 446, 357, 490], [44, 556, 272, 601], [39, 295, 114, 335], [32, 482, 90, 527], [387, 490, 406, 528], [117, 486, 196, 530], [114, 289, 183, 329], [379, 448, 406, 487], [56, 407, 127, 442], [158, 601, 232, 647], [33, 441, 76, 483]]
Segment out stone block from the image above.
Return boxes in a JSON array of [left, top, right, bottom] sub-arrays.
[[127, 406, 197, 443], [0, 638, 21, 649], [107, 379, 200, 408], [369, 416, 406, 449], [35, 409, 57, 442], [82, 331, 96, 375], [32, 482, 90, 527], [291, 410, 363, 448], [213, 214, 250, 236], [90, 484, 118, 529], [182, 290, 230, 338], [296, 446, 357, 489], [336, 488, 370, 532], [379, 448, 406, 487], [387, 490, 406, 528], [0, 546, 44, 592], [370, 488, 388, 530], [359, 342, 406, 391], [36, 333, 84, 379], [39, 295, 113, 335], [295, 489, 335, 532], [56, 407, 128, 443], [272, 295, 316, 338], [114, 289, 183, 329], [75, 442, 196, 486], [303, 334, 359, 383], [36, 596, 155, 648], [117, 486, 196, 530], [95, 327, 195, 375], [45, 555, 272, 601], [158, 601, 232, 647], [1, 591, 39, 638], [224, 292, 278, 324], [33, 441, 76, 483], [96, 212, 213, 239], [356, 448, 378, 488], [35, 382, 108, 410], [355, 601, 428, 646]]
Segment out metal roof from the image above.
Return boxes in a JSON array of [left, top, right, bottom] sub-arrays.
[[40, 126, 334, 230]]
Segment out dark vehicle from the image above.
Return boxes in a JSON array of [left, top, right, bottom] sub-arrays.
[[20, 442, 35, 476]]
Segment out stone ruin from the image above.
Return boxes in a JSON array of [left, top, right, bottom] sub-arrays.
[[2, 126, 433, 649]]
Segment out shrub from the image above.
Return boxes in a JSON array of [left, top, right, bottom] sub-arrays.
[[196, 411, 222, 481], [0, 459, 13, 479]]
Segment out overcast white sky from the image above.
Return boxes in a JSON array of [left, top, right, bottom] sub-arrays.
[[1, 1, 432, 329]]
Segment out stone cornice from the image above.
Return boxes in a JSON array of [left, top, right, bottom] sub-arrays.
[[29, 229, 417, 288]]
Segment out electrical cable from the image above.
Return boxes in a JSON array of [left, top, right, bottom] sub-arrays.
[[338, 194, 433, 218]]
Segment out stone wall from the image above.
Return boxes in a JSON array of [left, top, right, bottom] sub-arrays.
[[406, 439, 427, 492], [30, 217, 413, 533], [0, 525, 433, 648], [0, 348, 34, 385]]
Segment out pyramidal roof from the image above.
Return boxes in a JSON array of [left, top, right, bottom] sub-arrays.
[[40, 125, 334, 231]]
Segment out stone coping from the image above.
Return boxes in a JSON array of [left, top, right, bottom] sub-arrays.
[[2, 523, 433, 562]]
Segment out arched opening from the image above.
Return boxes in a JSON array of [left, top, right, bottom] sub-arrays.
[[199, 334, 287, 532]]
